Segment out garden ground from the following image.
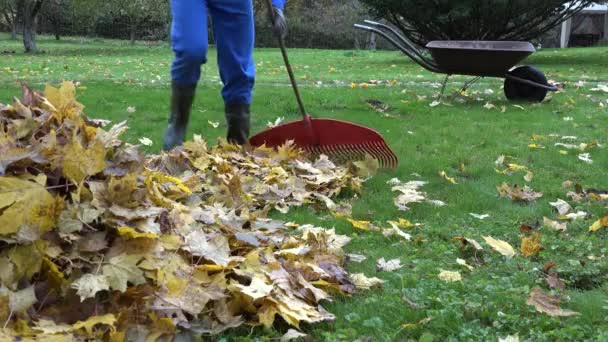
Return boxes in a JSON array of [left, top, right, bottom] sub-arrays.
[[1, 34, 607, 341]]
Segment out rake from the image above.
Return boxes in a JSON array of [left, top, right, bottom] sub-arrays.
[[249, 0, 398, 169]]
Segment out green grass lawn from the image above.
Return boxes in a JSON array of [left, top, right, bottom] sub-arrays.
[[1, 34, 608, 341]]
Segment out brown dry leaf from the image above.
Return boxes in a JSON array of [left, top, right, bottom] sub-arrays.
[[452, 236, 484, 251], [546, 273, 566, 290], [526, 288, 580, 317], [483, 236, 516, 258], [521, 233, 542, 258], [497, 183, 543, 202]]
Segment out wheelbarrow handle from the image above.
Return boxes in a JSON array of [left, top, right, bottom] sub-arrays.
[[504, 74, 560, 91], [354, 23, 443, 74], [363, 20, 426, 61]]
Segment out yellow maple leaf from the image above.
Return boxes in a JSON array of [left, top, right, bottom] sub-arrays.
[[483, 236, 516, 258], [7, 241, 46, 282], [144, 171, 192, 208], [42, 257, 65, 288], [147, 312, 176, 341], [589, 216, 608, 232], [389, 218, 415, 228], [347, 218, 371, 231], [102, 254, 146, 292], [0, 177, 61, 236], [107, 173, 141, 208], [72, 314, 116, 336], [44, 81, 85, 122], [439, 170, 458, 184], [117, 226, 158, 240], [60, 139, 107, 183], [521, 233, 542, 257]]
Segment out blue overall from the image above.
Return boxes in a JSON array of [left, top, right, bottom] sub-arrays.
[[170, 0, 285, 105]]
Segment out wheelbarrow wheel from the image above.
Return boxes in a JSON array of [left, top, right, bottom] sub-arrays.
[[504, 66, 548, 102]]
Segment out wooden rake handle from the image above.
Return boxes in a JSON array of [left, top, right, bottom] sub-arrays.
[[265, 0, 309, 120]]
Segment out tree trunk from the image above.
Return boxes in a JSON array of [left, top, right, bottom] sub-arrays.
[[130, 23, 137, 45], [18, 0, 45, 53], [54, 18, 61, 40], [23, 9, 37, 52], [11, 22, 17, 40]]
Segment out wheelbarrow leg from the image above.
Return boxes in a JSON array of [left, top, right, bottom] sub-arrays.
[[438, 74, 450, 99], [452, 76, 482, 99]]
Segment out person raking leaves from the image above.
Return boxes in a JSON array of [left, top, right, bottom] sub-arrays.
[[163, 0, 287, 150]]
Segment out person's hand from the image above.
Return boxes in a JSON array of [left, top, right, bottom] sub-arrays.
[[272, 7, 287, 39]]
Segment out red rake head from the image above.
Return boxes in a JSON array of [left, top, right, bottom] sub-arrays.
[[249, 117, 398, 168]]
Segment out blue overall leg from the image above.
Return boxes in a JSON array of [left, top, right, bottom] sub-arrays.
[[208, 0, 255, 105], [170, 0, 209, 86], [164, 0, 208, 150]]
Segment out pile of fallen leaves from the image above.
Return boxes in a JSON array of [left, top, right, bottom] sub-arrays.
[[0, 82, 378, 340]]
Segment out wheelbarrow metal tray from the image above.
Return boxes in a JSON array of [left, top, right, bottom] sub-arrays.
[[426, 41, 536, 77]]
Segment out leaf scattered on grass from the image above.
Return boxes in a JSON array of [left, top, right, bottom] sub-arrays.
[[526, 288, 580, 317], [520, 233, 542, 258], [377, 258, 403, 272], [439, 170, 457, 184], [346, 254, 367, 263], [546, 273, 566, 291], [543, 217, 567, 232], [561, 211, 587, 220], [456, 258, 474, 271], [483, 236, 516, 258], [469, 213, 490, 220], [498, 335, 520, 342], [549, 199, 572, 216], [452, 236, 484, 251], [281, 329, 309, 342], [497, 183, 543, 202], [350, 273, 384, 290], [438, 270, 462, 282], [391, 180, 445, 211], [138, 137, 153, 146], [578, 153, 593, 164], [589, 215, 608, 232]]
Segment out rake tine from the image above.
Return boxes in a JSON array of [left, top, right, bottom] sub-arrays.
[[371, 141, 393, 168], [365, 142, 385, 165]]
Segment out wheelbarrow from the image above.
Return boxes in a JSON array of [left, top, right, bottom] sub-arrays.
[[354, 20, 559, 102]]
